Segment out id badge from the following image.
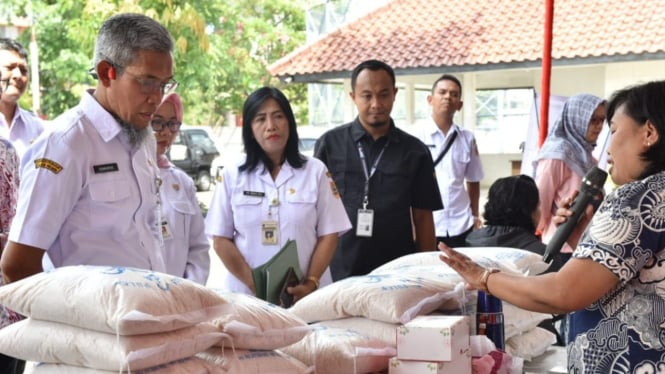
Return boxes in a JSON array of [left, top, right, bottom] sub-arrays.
[[161, 221, 173, 240], [356, 209, 374, 237], [262, 220, 279, 245]]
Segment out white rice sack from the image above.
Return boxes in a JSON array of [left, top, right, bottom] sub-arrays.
[[458, 247, 549, 275], [290, 265, 482, 324], [27, 357, 223, 374], [198, 347, 314, 373], [0, 319, 226, 371], [372, 247, 549, 275], [280, 325, 395, 374], [210, 290, 311, 350], [503, 303, 551, 339], [506, 327, 557, 361], [317, 317, 398, 346], [0, 265, 230, 334]]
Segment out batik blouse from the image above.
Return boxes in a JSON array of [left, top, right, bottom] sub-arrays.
[[567, 170, 665, 373]]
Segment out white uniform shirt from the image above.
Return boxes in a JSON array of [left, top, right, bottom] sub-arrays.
[[0, 106, 45, 160], [159, 165, 210, 284], [412, 121, 484, 236], [205, 156, 351, 294], [9, 90, 165, 272]]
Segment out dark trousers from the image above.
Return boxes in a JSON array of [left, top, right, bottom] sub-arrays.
[[0, 353, 20, 374], [437, 227, 473, 248]]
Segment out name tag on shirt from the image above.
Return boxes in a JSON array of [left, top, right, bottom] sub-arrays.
[[244, 191, 265, 197], [93, 163, 119, 174]]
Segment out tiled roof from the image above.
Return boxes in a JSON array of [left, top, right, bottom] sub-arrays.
[[269, 0, 665, 81]]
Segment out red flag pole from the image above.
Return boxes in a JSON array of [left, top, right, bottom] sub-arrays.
[[539, 0, 554, 147]]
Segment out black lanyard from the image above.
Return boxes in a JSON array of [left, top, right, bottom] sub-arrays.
[[433, 130, 458, 167], [357, 140, 388, 209]]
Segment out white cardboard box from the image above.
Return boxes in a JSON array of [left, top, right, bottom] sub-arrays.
[[388, 355, 472, 374], [396, 315, 470, 361]]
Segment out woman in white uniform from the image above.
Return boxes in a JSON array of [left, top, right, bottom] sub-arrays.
[[152, 93, 210, 284], [205, 87, 351, 302]]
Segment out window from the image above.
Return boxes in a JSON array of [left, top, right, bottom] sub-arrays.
[[391, 87, 432, 125], [474, 88, 534, 154], [308, 83, 345, 126]]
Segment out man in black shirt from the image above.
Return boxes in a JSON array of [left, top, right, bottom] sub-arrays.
[[314, 59, 443, 280]]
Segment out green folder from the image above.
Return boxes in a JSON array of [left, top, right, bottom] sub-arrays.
[[252, 239, 303, 304]]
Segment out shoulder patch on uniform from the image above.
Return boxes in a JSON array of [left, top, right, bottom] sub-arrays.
[[329, 180, 340, 199], [34, 158, 63, 174], [326, 171, 332, 178]]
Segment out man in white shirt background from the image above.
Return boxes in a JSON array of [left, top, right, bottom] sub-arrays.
[[412, 74, 484, 248], [0, 38, 45, 159]]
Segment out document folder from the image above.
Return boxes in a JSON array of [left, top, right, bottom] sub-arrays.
[[252, 239, 303, 305]]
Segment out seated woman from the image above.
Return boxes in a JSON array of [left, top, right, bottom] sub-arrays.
[[466, 174, 564, 345], [466, 174, 565, 272]]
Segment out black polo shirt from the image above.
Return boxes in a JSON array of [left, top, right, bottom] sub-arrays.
[[314, 118, 443, 280]]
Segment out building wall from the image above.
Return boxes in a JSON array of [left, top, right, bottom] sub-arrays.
[[475, 60, 665, 187], [317, 59, 665, 187]]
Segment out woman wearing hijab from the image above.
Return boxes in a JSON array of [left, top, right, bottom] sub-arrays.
[[534, 94, 606, 263], [152, 93, 210, 285]]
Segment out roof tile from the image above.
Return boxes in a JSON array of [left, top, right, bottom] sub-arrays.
[[269, 0, 665, 78]]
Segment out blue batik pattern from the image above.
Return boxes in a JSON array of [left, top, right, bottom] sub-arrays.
[[567, 170, 665, 373]]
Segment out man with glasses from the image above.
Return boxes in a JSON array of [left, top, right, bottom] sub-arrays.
[[1, 13, 176, 284], [0, 38, 45, 159]]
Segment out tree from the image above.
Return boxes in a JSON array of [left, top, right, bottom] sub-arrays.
[[9, 0, 309, 126]]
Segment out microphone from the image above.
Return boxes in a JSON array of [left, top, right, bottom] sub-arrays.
[[542, 166, 608, 263]]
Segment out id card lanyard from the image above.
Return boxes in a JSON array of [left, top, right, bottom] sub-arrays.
[[262, 189, 280, 245], [356, 140, 388, 237]]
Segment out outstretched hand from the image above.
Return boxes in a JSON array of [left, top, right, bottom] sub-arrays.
[[438, 242, 487, 292]]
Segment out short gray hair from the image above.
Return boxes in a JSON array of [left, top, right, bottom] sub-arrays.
[[93, 13, 173, 68]]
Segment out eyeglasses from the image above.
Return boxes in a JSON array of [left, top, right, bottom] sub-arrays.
[[121, 68, 179, 95], [88, 60, 179, 95], [151, 118, 182, 132]]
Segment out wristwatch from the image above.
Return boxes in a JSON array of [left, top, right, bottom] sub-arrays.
[[479, 268, 500, 295]]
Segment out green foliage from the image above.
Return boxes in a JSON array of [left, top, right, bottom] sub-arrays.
[[7, 0, 309, 125]]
